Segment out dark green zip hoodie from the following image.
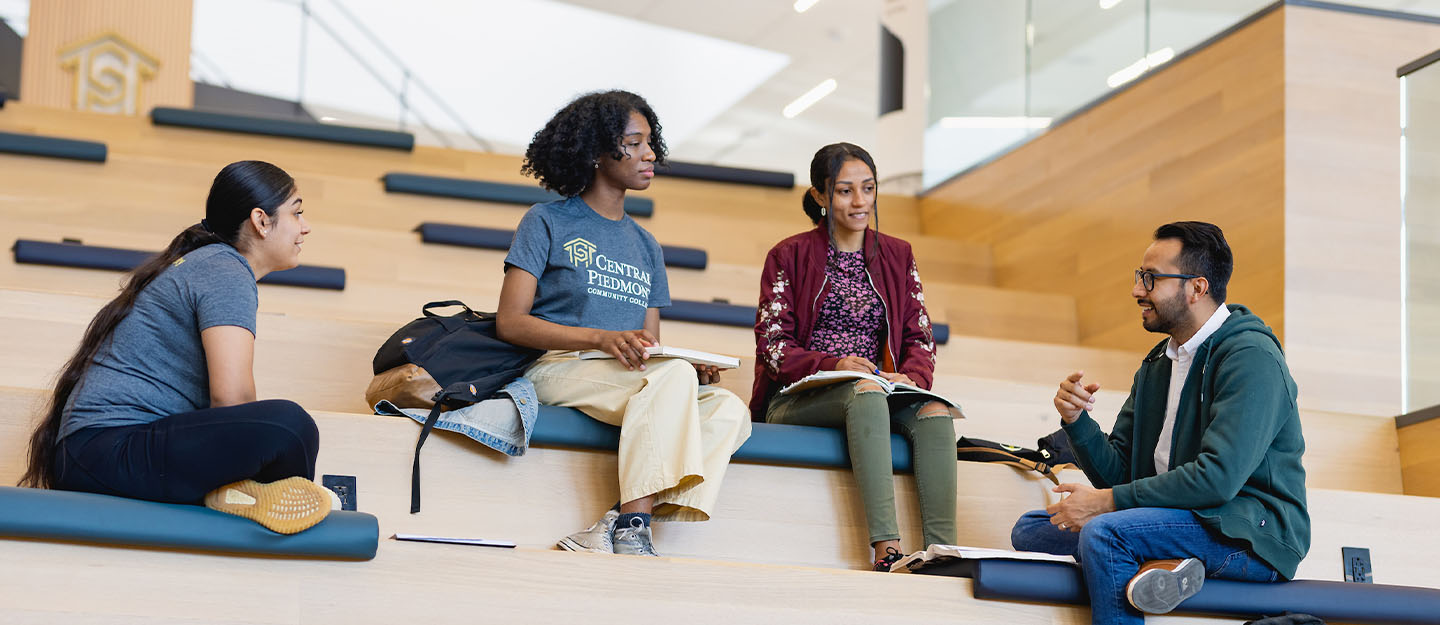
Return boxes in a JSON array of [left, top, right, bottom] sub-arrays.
[[1061, 305, 1310, 579]]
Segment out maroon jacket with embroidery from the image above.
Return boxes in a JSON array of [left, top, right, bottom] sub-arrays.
[[749, 224, 937, 421]]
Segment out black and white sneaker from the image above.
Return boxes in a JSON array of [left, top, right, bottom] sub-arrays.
[[873, 547, 906, 572]]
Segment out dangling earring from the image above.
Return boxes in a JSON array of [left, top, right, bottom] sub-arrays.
[[820, 206, 827, 217], [594, 161, 599, 169]]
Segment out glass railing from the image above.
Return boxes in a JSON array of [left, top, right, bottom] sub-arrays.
[[1402, 50, 1440, 414], [924, 0, 1440, 190]]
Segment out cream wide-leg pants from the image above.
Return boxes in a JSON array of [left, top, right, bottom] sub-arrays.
[[524, 354, 752, 522]]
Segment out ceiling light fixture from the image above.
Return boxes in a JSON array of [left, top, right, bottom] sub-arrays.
[[940, 116, 1052, 130], [794, 0, 821, 13], [1099, 0, 1123, 10], [783, 79, 837, 118], [1105, 47, 1174, 88]]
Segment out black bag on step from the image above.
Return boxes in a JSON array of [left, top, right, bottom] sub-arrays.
[[372, 300, 544, 513], [955, 436, 1073, 485]]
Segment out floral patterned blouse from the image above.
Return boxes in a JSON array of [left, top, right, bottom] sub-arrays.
[[805, 246, 884, 361]]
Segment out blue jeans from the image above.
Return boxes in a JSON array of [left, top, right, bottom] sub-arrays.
[[1010, 508, 1278, 625]]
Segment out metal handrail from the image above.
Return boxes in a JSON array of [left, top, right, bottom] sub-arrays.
[[201, 0, 494, 151], [313, 0, 493, 151]]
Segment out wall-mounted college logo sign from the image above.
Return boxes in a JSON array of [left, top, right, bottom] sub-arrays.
[[58, 31, 160, 115], [563, 237, 597, 267]]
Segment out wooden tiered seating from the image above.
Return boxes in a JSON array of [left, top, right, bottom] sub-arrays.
[[0, 101, 1429, 625]]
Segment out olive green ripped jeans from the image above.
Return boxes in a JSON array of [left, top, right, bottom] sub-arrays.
[[765, 379, 958, 547]]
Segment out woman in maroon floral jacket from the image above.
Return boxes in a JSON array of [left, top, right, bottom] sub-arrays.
[[751, 143, 957, 571]]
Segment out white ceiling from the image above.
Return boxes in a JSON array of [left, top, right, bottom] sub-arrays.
[[551, 0, 881, 179]]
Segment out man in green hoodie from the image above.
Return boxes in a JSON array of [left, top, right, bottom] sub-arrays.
[[1009, 221, 1309, 624]]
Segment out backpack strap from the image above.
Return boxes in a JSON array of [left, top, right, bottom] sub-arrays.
[[410, 380, 480, 513]]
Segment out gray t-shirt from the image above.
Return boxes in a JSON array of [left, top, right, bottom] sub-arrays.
[[504, 196, 670, 331], [60, 243, 259, 439]]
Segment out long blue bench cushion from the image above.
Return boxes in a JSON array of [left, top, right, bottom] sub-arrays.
[[661, 299, 757, 327], [13, 239, 347, 290], [658, 299, 950, 345], [384, 172, 654, 218], [0, 130, 107, 162], [531, 406, 915, 472], [0, 486, 378, 560], [968, 558, 1440, 625], [657, 160, 795, 189], [151, 107, 414, 151], [415, 222, 707, 270]]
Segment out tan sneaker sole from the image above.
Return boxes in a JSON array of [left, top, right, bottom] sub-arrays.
[[204, 477, 331, 534]]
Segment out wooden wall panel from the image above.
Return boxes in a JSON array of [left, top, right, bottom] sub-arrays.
[[19, 0, 193, 112], [918, 9, 1287, 355], [1283, 7, 1440, 417], [1400, 418, 1440, 497]]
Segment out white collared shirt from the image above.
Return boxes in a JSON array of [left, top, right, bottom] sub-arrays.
[[1154, 303, 1231, 475]]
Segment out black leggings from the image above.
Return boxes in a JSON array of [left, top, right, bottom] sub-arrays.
[[54, 399, 319, 504]]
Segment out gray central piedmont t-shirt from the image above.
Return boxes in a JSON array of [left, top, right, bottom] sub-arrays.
[[60, 243, 260, 439], [504, 196, 670, 331]]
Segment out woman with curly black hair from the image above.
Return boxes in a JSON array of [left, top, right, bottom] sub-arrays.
[[497, 90, 752, 557]]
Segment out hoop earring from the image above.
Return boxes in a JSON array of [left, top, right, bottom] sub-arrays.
[[820, 206, 827, 217]]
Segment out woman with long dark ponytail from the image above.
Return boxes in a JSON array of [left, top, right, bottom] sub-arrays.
[[751, 143, 957, 571], [19, 160, 332, 534]]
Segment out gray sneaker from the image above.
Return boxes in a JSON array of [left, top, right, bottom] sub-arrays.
[[611, 516, 660, 557], [557, 508, 620, 553], [1126, 558, 1205, 614]]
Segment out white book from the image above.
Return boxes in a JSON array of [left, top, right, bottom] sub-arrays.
[[888, 544, 1075, 573], [575, 345, 740, 369], [778, 370, 964, 414]]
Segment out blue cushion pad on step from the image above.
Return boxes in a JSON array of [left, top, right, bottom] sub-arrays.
[[415, 222, 706, 269], [531, 406, 914, 472], [13, 239, 346, 290], [0, 486, 378, 560], [151, 107, 414, 151], [655, 161, 795, 188], [967, 558, 1440, 625], [385, 173, 654, 218], [0, 130, 107, 162]]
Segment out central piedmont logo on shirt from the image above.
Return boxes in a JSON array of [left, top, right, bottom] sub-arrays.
[[563, 237, 653, 308], [563, 238, 597, 267]]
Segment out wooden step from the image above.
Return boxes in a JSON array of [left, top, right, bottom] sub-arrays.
[[0, 103, 943, 240], [0, 385, 1065, 571], [2, 384, 1434, 595], [0, 537, 1249, 625], [1, 288, 1400, 496], [0, 148, 995, 282], [1, 209, 1078, 344]]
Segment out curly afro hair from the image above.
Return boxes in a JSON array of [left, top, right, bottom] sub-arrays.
[[521, 90, 668, 197]]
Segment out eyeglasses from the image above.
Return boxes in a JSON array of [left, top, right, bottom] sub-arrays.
[[1134, 269, 1200, 291]]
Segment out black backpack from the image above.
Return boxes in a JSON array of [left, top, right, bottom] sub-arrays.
[[373, 301, 544, 513], [955, 429, 1078, 485]]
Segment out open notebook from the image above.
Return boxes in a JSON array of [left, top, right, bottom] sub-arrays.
[[778, 370, 963, 414], [575, 345, 740, 369], [889, 544, 1075, 573]]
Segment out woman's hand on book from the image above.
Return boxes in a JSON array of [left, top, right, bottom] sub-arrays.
[[833, 355, 878, 373], [694, 364, 721, 385], [594, 329, 656, 370], [877, 371, 916, 387]]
